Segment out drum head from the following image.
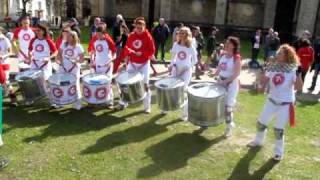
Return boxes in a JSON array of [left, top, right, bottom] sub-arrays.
[[15, 69, 42, 81], [188, 83, 226, 99], [116, 71, 143, 85], [48, 73, 76, 85], [83, 73, 111, 85], [155, 77, 184, 89]]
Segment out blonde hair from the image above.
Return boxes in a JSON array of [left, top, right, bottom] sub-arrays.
[[177, 26, 192, 48], [277, 44, 300, 65], [66, 31, 80, 47]]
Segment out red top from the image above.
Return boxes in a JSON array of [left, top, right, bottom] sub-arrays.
[[55, 36, 63, 50], [88, 33, 116, 54], [13, 26, 35, 40], [298, 46, 314, 71], [124, 30, 155, 64]]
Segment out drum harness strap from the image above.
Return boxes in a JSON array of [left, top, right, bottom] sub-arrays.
[[61, 57, 77, 73], [19, 49, 29, 63], [32, 58, 48, 70]]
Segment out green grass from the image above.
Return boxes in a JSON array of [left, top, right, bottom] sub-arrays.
[[0, 91, 319, 179]]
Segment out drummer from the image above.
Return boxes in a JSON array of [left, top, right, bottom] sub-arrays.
[[28, 24, 58, 81], [56, 31, 85, 110], [119, 17, 155, 113], [88, 26, 117, 107], [0, 26, 17, 106], [12, 15, 35, 69], [213, 36, 241, 137], [55, 23, 71, 50], [167, 26, 197, 119], [248, 44, 302, 161]]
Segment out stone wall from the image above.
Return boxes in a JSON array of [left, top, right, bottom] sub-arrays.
[[116, 0, 142, 19], [227, 2, 264, 27]]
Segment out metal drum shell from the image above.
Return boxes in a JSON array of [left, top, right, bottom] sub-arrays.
[[155, 77, 185, 111], [188, 83, 226, 127], [116, 72, 146, 104], [15, 70, 46, 102]]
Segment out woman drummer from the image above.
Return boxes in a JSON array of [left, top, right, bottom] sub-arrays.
[[167, 26, 197, 119], [88, 26, 117, 108], [28, 24, 58, 81], [55, 24, 71, 50], [119, 17, 155, 113], [249, 44, 302, 161], [56, 31, 85, 110], [213, 36, 242, 137]]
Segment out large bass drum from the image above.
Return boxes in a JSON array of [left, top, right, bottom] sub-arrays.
[[155, 77, 185, 111], [82, 73, 112, 104], [15, 69, 46, 103], [188, 82, 226, 127], [115, 71, 145, 104]]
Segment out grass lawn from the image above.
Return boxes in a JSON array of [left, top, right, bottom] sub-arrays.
[[0, 91, 319, 179]]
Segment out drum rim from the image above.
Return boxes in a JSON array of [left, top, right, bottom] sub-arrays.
[[155, 77, 185, 89], [15, 69, 43, 81], [188, 82, 226, 99], [48, 73, 77, 85], [82, 73, 111, 85], [115, 71, 143, 85]]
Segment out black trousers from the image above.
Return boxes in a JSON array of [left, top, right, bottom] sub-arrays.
[[251, 48, 260, 62], [310, 63, 320, 89], [155, 42, 165, 61]]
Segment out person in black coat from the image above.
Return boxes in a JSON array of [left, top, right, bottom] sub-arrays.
[[68, 18, 81, 38], [152, 18, 170, 62], [308, 36, 320, 92], [249, 29, 262, 68]]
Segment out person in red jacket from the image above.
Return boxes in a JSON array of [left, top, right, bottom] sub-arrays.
[[119, 17, 155, 113], [297, 38, 314, 83]]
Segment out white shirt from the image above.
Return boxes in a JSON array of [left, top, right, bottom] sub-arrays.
[[93, 39, 112, 66], [29, 37, 56, 61], [254, 35, 260, 49], [13, 27, 35, 54], [218, 55, 238, 78], [60, 43, 84, 71], [171, 42, 197, 71], [0, 34, 11, 64], [266, 71, 296, 102]]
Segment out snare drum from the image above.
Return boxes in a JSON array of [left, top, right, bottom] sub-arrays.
[[48, 73, 77, 105], [82, 73, 112, 104], [15, 69, 46, 103], [155, 77, 185, 111], [17, 63, 31, 72], [188, 83, 226, 127], [115, 71, 145, 104]]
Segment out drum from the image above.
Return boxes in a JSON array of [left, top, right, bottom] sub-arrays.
[[115, 71, 145, 104], [155, 77, 185, 111], [18, 63, 31, 72], [82, 73, 112, 104], [188, 82, 226, 127], [15, 69, 46, 103], [48, 73, 77, 105]]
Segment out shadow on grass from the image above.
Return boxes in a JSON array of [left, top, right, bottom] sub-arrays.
[[227, 147, 279, 180], [2, 101, 143, 142], [81, 114, 180, 155], [137, 134, 225, 179]]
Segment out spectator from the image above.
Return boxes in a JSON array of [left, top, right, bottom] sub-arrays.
[[264, 28, 274, 60], [308, 36, 320, 91], [297, 38, 314, 83], [68, 18, 81, 38], [152, 18, 170, 62], [250, 29, 262, 68], [112, 14, 125, 44], [207, 26, 219, 66], [192, 26, 205, 79], [293, 30, 312, 51], [268, 31, 280, 58], [90, 17, 101, 38], [172, 23, 184, 43]]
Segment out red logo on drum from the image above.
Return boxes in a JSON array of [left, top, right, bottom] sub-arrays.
[[272, 73, 285, 86], [23, 33, 31, 41], [95, 87, 108, 100], [132, 40, 142, 49], [35, 44, 44, 52], [68, 85, 77, 96], [177, 51, 187, 60], [52, 87, 63, 98], [96, 44, 104, 52], [220, 62, 227, 71], [65, 49, 74, 57], [83, 85, 91, 98]]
